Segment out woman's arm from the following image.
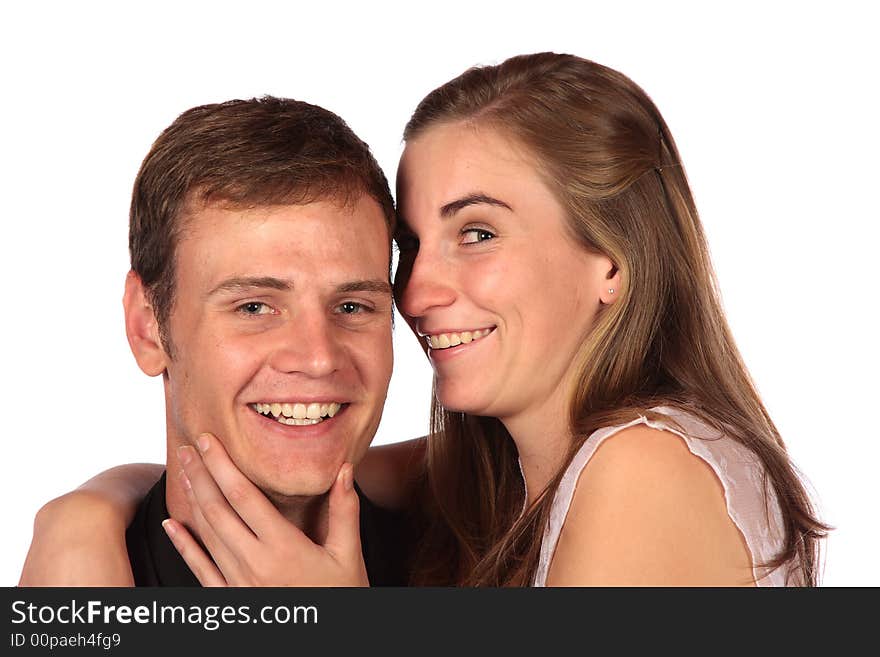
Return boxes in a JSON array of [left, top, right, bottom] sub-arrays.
[[355, 437, 426, 510], [19, 463, 164, 586]]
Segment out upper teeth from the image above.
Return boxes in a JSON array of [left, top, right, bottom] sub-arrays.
[[426, 328, 492, 349], [252, 402, 342, 419]]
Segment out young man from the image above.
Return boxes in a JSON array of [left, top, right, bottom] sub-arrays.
[[24, 97, 408, 586]]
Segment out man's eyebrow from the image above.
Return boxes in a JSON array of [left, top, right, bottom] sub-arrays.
[[439, 193, 513, 218], [207, 277, 392, 298], [335, 280, 393, 296], [207, 276, 293, 296]]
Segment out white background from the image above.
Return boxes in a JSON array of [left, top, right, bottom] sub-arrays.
[[2, 1, 877, 586]]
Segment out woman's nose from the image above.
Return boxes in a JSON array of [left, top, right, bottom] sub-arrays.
[[396, 248, 457, 319]]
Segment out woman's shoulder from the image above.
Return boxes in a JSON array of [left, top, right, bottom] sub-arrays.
[[543, 411, 769, 586], [355, 436, 427, 510]]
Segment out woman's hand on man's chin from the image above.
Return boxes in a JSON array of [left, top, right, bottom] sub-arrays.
[[163, 433, 369, 587]]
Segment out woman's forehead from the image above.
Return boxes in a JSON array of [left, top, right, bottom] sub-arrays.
[[398, 125, 547, 213]]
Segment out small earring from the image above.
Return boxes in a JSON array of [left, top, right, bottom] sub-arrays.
[[608, 288, 615, 294]]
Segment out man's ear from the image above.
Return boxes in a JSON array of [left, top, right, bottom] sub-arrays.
[[123, 270, 169, 376]]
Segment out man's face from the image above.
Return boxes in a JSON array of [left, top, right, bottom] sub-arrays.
[[161, 197, 393, 500]]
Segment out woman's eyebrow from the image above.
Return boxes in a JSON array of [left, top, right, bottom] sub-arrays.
[[439, 192, 513, 218]]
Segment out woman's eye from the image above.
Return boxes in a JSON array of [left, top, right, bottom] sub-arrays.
[[461, 228, 496, 244], [237, 301, 274, 316]]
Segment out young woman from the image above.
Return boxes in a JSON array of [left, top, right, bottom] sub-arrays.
[[20, 53, 827, 586]]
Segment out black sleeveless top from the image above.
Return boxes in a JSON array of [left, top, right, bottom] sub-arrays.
[[125, 472, 411, 586]]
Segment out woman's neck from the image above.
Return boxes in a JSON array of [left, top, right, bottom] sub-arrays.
[[501, 394, 574, 506]]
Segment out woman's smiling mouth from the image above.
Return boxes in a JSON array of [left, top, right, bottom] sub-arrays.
[[423, 327, 495, 350]]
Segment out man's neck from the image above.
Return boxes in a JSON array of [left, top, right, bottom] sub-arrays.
[[263, 488, 331, 545]]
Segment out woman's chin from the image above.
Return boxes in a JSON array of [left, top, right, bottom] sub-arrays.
[[435, 388, 492, 418]]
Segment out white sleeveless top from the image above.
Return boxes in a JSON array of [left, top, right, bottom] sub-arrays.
[[531, 406, 799, 586]]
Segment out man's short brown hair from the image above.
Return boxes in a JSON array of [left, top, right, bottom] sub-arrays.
[[129, 96, 395, 354]]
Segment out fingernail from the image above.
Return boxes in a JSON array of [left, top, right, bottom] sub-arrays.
[[162, 519, 176, 538], [178, 445, 193, 465], [197, 434, 210, 453], [343, 463, 354, 491]]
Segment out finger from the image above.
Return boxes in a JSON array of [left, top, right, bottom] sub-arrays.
[[178, 444, 260, 553], [162, 518, 227, 587], [178, 468, 248, 583], [194, 433, 296, 542], [324, 463, 363, 561]]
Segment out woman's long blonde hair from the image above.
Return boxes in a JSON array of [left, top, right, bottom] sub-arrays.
[[401, 53, 828, 586]]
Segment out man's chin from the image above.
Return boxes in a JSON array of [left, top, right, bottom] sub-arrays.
[[248, 469, 338, 504]]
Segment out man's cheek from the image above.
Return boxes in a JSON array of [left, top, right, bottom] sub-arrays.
[[220, 336, 268, 375]]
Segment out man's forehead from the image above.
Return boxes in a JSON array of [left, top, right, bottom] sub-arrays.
[[178, 198, 390, 253], [182, 198, 388, 245], [179, 194, 388, 231], [170, 198, 391, 309]]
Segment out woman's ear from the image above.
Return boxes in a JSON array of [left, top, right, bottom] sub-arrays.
[[123, 270, 169, 376], [598, 257, 622, 305]]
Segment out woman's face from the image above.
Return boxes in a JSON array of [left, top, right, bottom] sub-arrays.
[[395, 123, 617, 430]]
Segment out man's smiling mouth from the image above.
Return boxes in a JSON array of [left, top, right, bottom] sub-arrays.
[[250, 401, 344, 426]]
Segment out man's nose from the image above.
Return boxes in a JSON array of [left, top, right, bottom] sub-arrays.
[[396, 248, 457, 320], [267, 311, 343, 378]]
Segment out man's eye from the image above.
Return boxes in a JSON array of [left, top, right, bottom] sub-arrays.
[[338, 301, 369, 315], [237, 301, 274, 315], [460, 228, 495, 244]]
